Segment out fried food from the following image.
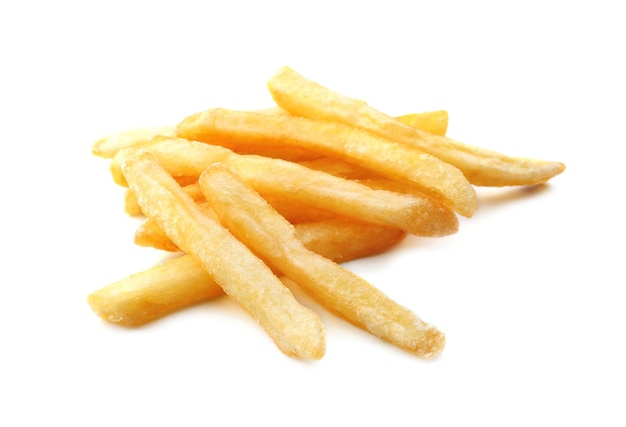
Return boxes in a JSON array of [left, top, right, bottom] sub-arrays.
[[112, 137, 459, 236], [92, 126, 176, 158], [176, 108, 477, 217], [267, 66, 565, 187], [199, 163, 445, 359], [91, 218, 405, 326], [121, 151, 326, 359]]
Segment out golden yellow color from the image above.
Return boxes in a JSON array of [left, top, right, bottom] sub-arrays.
[[199, 164, 445, 359], [268, 66, 565, 187], [177, 108, 477, 217], [121, 152, 326, 360]]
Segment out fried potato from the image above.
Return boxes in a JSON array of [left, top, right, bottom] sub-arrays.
[[121, 152, 325, 359], [176, 109, 476, 217], [88, 255, 223, 326], [94, 218, 404, 326], [112, 137, 459, 236], [199, 163, 445, 359], [91, 126, 176, 158], [395, 110, 448, 136], [267, 66, 565, 187]]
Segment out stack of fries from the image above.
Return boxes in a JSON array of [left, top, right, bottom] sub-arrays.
[[88, 66, 565, 360]]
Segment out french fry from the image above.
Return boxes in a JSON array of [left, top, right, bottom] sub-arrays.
[[199, 163, 445, 359], [88, 255, 223, 326], [267, 66, 565, 187], [395, 110, 448, 136], [112, 137, 459, 237], [121, 151, 326, 359], [92, 125, 176, 158], [176, 108, 477, 217]]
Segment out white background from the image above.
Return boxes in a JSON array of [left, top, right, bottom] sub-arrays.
[[1, 1, 624, 425]]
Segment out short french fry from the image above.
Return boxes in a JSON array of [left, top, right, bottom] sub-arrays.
[[88, 255, 223, 326], [92, 126, 176, 158], [267, 66, 565, 187], [112, 138, 459, 236], [176, 109, 477, 217], [121, 152, 326, 359], [199, 164, 445, 359], [395, 110, 448, 136]]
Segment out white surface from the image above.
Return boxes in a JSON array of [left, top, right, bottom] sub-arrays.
[[1, 1, 624, 425]]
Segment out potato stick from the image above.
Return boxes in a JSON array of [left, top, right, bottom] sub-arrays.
[[92, 126, 176, 158], [121, 152, 326, 359], [297, 157, 376, 180], [258, 105, 449, 136], [199, 164, 445, 359], [268, 66, 565, 187], [88, 255, 223, 326], [395, 110, 448, 136], [124, 189, 143, 216], [176, 108, 477, 217], [112, 138, 459, 236]]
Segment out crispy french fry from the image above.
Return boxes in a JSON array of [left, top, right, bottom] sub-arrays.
[[259, 105, 449, 136], [176, 108, 477, 217], [267, 66, 565, 187], [395, 110, 448, 136], [199, 163, 445, 359], [92, 126, 176, 158], [112, 138, 459, 236], [88, 255, 223, 326], [121, 151, 326, 359]]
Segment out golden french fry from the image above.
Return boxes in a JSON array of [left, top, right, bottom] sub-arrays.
[[112, 138, 459, 236], [87, 255, 223, 326], [267, 66, 565, 187], [395, 110, 448, 136], [199, 163, 445, 359], [259, 105, 449, 136], [91, 126, 176, 158], [121, 151, 326, 359], [176, 108, 477, 217]]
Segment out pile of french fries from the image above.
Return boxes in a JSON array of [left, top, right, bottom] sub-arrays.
[[88, 66, 565, 360]]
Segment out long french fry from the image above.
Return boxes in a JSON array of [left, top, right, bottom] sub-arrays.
[[176, 109, 477, 217], [121, 151, 326, 359], [267, 66, 565, 187], [199, 163, 445, 359], [112, 138, 459, 237]]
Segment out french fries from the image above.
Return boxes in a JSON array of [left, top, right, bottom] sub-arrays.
[[121, 152, 326, 359], [89, 65, 565, 360], [176, 109, 478, 218], [267, 66, 566, 187], [111, 137, 459, 237], [199, 164, 445, 358], [91, 218, 404, 326]]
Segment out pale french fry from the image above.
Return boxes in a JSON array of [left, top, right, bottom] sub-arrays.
[[91, 125, 176, 158], [395, 110, 449, 136], [88, 255, 223, 326], [267, 66, 565, 187], [176, 108, 477, 217], [121, 151, 326, 359], [112, 138, 459, 236], [199, 164, 445, 359], [124, 189, 143, 216]]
